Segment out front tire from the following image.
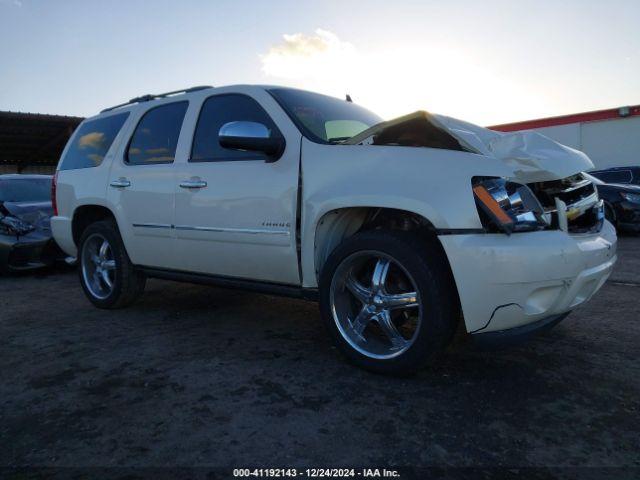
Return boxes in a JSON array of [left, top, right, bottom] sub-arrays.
[[319, 230, 459, 376], [78, 219, 146, 309]]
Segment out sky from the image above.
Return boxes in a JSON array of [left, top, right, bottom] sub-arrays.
[[0, 0, 639, 126]]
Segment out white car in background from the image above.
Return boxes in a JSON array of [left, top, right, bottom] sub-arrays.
[[51, 85, 616, 375]]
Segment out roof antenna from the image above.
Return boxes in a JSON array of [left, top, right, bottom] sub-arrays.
[[345, 94, 353, 103]]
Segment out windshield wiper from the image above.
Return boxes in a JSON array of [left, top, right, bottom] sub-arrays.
[[327, 136, 353, 143]]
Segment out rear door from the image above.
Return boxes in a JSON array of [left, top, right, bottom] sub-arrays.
[[173, 90, 301, 284], [107, 101, 189, 269]]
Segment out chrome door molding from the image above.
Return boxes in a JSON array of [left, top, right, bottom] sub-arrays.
[[132, 223, 290, 235], [132, 223, 173, 229], [174, 225, 290, 235]]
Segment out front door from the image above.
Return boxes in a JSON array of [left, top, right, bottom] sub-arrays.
[[173, 93, 300, 285]]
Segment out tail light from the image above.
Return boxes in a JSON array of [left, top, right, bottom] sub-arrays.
[[51, 171, 58, 216]]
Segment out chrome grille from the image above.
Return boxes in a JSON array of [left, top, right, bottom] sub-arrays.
[[528, 173, 603, 233]]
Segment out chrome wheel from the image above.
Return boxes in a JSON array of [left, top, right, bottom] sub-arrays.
[[330, 251, 422, 359], [81, 233, 116, 300]]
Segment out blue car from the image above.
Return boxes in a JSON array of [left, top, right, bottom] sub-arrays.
[[590, 166, 640, 187], [584, 172, 640, 233]]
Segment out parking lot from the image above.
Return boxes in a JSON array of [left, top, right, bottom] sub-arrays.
[[1, 237, 639, 473]]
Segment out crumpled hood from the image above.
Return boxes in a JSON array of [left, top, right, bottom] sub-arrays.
[[432, 114, 593, 183], [1, 200, 53, 233], [346, 111, 593, 183]]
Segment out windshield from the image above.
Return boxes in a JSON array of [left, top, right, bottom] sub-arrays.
[[0, 178, 52, 203], [268, 88, 383, 144]]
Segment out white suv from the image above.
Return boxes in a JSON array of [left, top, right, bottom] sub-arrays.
[[52, 85, 617, 375]]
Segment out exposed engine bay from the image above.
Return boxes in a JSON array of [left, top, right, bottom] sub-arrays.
[[346, 111, 468, 151], [528, 173, 603, 233]]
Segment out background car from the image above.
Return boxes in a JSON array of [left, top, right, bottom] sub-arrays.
[[590, 166, 640, 186], [0, 174, 65, 273], [584, 172, 640, 233]]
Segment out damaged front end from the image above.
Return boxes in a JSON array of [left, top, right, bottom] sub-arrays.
[[528, 173, 604, 234], [470, 173, 603, 235], [345, 110, 603, 235], [0, 201, 63, 272]]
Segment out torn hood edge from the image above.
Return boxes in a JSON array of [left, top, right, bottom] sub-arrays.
[[344, 110, 594, 184]]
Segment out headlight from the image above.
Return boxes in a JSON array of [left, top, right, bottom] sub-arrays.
[[0, 215, 35, 236], [472, 177, 549, 234], [621, 192, 640, 204]]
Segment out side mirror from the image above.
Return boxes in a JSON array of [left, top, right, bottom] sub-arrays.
[[218, 121, 285, 161]]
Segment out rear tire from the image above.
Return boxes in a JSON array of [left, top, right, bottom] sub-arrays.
[[319, 230, 459, 376], [78, 219, 146, 309]]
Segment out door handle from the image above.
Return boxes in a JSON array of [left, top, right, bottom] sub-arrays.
[[179, 179, 207, 189], [110, 178, 131, 188]]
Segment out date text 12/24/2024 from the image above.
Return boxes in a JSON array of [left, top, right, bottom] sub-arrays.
[[233, 469, 401, 478]]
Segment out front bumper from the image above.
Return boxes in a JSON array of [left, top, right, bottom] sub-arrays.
[[0, 233, 64, 273], [439, 220, 617, 334], [472, 312, 571, 348]]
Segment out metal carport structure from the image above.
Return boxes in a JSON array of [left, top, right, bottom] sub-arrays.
[[0, 111, 83, 174]]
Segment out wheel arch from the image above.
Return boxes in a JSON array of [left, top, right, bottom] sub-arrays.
[[72, 204, 118, 247], [310, 206, 452, 287]]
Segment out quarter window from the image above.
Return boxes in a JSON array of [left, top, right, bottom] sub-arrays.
[[191, 94, 279, 162], [59, 112, 129, 170], [126, 102, 188, 165]]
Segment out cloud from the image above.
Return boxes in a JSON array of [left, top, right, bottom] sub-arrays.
[[145, 147, 169, 155], [261, 29, 357, 80], [88, 154, 104, 165], [78, 131, 105, 150], [260, 29, 551, 124]]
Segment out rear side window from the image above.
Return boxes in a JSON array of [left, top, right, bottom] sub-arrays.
[[126, 102, 188, 165], [191, 94, 279, 162], [59, 112, 129, 170]]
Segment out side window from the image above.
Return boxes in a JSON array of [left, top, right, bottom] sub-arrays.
[[191, 94, 280, 162], [593, 172, 613, 183], [60, 112, 129, 170], [614, 170, 633, 184], [126, 102, 188, 165]]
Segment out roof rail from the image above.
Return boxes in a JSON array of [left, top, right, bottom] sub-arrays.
[[100, 85, 213, 113]]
